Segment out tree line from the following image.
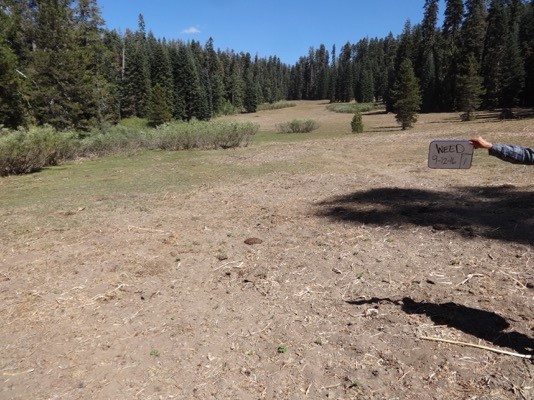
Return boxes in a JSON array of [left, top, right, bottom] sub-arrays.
[[291, 0, 533, 116], [1, 0, 533, 131]]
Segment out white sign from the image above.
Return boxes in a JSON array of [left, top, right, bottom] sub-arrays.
[[428, 140, 474, 169]]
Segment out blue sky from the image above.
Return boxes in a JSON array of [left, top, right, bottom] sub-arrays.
[[98, 0, 446, 65]]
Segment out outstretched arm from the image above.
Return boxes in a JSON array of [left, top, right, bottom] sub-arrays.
[[470, 136, 534, 165]]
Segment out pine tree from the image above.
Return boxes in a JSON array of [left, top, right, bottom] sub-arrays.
[[418, 0, 439, 112], [440, 0, 464, 111], [383, 33, 398, 112], [0, 6, 28, 128], [204, 37, 225, 116], [500, 0, 525, 109], [482, 0, 507, 109], [461, 0, 488, 63], [243, 54, 257, 113], [150, 39, 174, 108], [456, 54, 484, 120], [120, 26, 151, 118], [72, 0, 113, 128], [520, 0, 534, 105], [392, 59, 421, 130], [147, 83, 172, 126], [172, 45, 204, 121], [29, 0, 87, 129], [226, 53, 244, 110]]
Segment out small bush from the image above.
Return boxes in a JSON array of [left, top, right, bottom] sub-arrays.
[[276, 119, 319, 133], [351, 111, 364, 133]]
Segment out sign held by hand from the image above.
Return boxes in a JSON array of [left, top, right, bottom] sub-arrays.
[[428, 140, 474, 169]]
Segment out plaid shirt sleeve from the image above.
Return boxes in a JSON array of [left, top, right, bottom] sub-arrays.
[[489, 144, 534, 165]]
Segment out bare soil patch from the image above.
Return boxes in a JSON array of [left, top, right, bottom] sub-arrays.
[[1, 101, 533, 399]]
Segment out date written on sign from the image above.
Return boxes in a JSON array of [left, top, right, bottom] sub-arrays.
[[428, 140, 474, 169]]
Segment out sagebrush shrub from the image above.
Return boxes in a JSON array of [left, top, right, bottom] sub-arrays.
[[275, 119, 319, 133]]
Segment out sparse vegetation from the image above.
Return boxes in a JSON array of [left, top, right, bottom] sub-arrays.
[[1, 101, 533, 399]]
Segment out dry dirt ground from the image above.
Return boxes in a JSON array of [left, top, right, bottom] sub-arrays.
[[1, 101, 533, 399]]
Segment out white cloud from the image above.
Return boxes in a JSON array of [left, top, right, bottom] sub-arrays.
[[181, 27, 200, 34]]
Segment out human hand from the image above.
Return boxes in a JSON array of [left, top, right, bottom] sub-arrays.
[[469, 136, 493, 150]]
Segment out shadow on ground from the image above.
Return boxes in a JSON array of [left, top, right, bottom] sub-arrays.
[[347, 297, 534, 356], [316, 185, 533, 245]]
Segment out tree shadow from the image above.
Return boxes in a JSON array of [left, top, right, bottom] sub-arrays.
[[316, 185, 533, 245], [347, 297, 534, 356]]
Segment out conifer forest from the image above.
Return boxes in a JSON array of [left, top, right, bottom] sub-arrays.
[[0, 0, 533, 131]]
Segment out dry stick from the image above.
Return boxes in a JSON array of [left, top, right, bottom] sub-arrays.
[[499, 270, 527, 289], [420, 336, 532, 359], [457, 273, 484, 286]]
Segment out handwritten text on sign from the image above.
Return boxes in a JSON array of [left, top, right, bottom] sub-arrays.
[[428, 140, 474, 169]]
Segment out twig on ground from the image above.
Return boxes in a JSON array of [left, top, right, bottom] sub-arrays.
[[246, 321, 272, 337], [420, 336, 532, 359], [457, 273, 484, 286], [213, 260, 244, 271], [499, 270, 527, 289], [127, 225, 165, 234]]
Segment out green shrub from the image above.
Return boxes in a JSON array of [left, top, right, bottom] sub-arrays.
[[351, 111, 364, 133], [0, 126, 78, 176], [79, 125, 147, 157], [218, 100, 239, 116], [0, 120, 259, 177], [153, 120, 258, 150], [276, 119, 319, 133], [257, 101, 297, 111]]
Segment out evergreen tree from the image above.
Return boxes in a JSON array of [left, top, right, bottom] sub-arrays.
[[482, 0, 507, 109], [73, 0, 113, 128], [101, 29, 123, 123], [147, 83, 172, 126], [500, 0, 525, 109], [461, 0, 488, 63], [172, 45, 204, 121], [120, 30, 151, 118], [418, 0, 439, 112], [29, 0, 88, 129], [150, 38, 174, 108], [327, 44, 337, 102], [520, 0, 534, 105], [440, 0, 464, 111], [0, 9, 28, 128], [226, 53, 244, 110], [456, 54, 484, 120], [392, 59, 421, 130], [336, 42, 353, 102], [243, 53, 257, 112], [204, 37, 225, 115], [383, 33, 398, 112]]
